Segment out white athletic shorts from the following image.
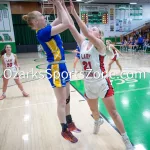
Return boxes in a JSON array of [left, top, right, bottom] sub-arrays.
[[84, 77, 114, 99], [3, 67, 19, 79], [111, 53, 119, 61]]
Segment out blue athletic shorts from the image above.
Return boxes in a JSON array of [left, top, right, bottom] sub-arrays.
[[76, 45, 80, 59], [47, 63, 70, 88], [76, 53, 80, 59]]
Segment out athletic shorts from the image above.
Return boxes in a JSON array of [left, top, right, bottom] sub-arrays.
[[47, 63, 70, 88], [3, 67, 19, 79], [76, 53, 80, 59], [84, 77, 114, 99], [112, 54, 119, 61]]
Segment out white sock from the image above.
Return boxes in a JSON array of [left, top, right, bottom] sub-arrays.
[[2, 92, 6, 96], [95, 119, 99, 122], [121, 132, 128, 139]]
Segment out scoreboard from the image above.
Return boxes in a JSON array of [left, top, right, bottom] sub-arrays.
[[80, 5, 108, 25]]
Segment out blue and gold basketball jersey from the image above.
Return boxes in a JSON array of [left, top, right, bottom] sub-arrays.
[[36, 24, 70, 88], [36, 24, 65, 63]]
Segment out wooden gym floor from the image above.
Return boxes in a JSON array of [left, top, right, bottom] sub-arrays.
[[0, 51, 150, 150]]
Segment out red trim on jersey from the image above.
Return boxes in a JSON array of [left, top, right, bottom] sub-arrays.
[[112, 48, 118, 61], [99, 55, 106, 75], [84, 93, 89, 100], [112, 55, 117, 61], [105, 78, 114, 98], [112, 49, 116, 55]]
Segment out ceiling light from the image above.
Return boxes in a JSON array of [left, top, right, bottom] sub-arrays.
[[22, 134, 29, 141], [130, 2, 137, 4], [143, 111, 150, 119], [85, 0, 93, 3], [134, 144, 146, 150], [76, 0, 82, 1], [24, 115, 30, 122]]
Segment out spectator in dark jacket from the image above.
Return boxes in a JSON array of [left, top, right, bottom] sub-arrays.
[[137, 34, 144, 51]]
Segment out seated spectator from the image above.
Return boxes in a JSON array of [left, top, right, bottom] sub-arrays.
[[133, 33, 137, 41], [121, 38, 128, 51], [134, 39, 139, 51], [143, 38, 150, 52], [128, 39, 135, 50]]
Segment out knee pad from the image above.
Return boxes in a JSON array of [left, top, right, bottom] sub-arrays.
[[66, 95, 70, 104]]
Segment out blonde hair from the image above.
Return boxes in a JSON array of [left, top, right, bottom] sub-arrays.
[[106, 40, 112, 44], [99, 28, 104, 41], [22, 11, 38, 28]]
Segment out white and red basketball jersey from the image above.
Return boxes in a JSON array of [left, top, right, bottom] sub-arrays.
[[4, 53, 16, 69], [108, 45, 119, 60], [80, 40, 106, 80]]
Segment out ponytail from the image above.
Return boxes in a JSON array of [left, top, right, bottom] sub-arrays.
[[0, 45, 6, 57], [22, 11, 38, 29]]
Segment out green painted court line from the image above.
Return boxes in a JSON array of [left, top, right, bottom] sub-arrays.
[[36, 64, 46, 70], [70, 73, 150, 150], [64, 50, 72, 54]]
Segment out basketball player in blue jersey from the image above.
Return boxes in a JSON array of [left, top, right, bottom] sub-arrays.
[[59, 0, 134, 149], [22, 0, 80, 143], [72, 45, 80, 72]]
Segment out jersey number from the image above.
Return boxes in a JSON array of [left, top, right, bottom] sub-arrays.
[[7, 63, 12, 67], [82, 61, 92, 70]]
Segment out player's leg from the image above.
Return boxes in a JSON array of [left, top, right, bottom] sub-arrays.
[[14, 78, 29, 97], [65, 82, 81, 132], [108, 59, 115, 74], [48, 64, 78, 143], [54, 86, 68, 126], [84, 81, 104, 134], [54, 86, 78, 143], [102, 79, 133, 150], [103, 95, 125, 133], [65, 82, 70, 117], [102, 96, 133, 149], [0, 76, 9, 100], [86, 97, 99, 120], [85, 96, 104, 134], [116, 60, 122, 73], [73, 57, 79, 72]]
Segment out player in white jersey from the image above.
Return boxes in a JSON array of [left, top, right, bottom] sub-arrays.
[[61, 0, 134, 149], [106, 40, 122, 74], [0, 45, 29, 100]]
